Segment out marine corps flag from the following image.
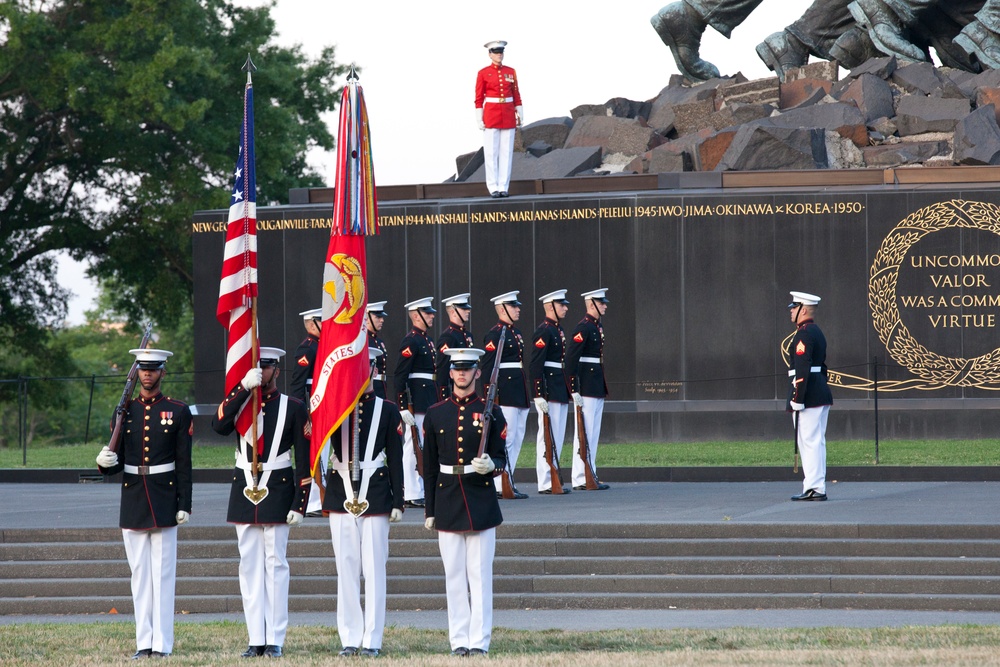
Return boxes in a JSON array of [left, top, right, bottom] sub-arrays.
[[309, 66, 380, 475]]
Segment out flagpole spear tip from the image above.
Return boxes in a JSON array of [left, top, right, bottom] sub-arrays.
[[347, 62, 359, 82], [243, 53, 257, 83]]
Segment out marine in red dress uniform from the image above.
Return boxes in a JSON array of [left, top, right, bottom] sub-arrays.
[[475, 40, 523, 198]]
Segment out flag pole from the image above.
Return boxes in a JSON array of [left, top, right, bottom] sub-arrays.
[[243, 53, 261, 490]]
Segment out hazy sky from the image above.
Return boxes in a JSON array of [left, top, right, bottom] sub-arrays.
[[62, 0, 795, 322]]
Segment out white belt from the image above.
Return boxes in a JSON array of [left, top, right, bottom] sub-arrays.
[[788, 367, 823, 376], [331, 451, 386, 471], [543, 361, 562, 369], [579, 356, 602, 364], [373, 374, 386, 382], [236, 453, 292, 472], [440, 464, 476, 475], [409, 372, 434, 380], [484, 96, 513, 103], [499, 362, 522, 369], [124, 462, 175, 475]]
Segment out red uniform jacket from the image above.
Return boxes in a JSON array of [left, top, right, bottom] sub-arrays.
[[475, 64, 522, 129]]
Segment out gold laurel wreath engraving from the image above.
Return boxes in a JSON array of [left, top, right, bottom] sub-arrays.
[[868, 199, 1000, 390]]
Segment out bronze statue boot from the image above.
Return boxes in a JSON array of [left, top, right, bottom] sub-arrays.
[[755, 30, 809, 81], [650, 2, 721, 82], [955, 20, 1000, 71], [848, 0, 927, 62], [829, 26, 880, 70]]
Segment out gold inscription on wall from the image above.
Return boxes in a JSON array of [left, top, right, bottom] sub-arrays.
[[869, 199, 1000, 390], [190, 200, 866, 232]]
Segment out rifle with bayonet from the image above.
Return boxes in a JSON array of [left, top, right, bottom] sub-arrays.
[[405, 385, 424, 477], [540, 374, 566, 495], [108, 322, 154, 454], [478, 326, 507, 492], [575, 398, 600, 490]]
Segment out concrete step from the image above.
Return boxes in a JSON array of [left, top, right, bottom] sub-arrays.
[[4, 523, 1000, 614]]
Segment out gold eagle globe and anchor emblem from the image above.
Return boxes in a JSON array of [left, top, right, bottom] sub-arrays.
[[323, 253, 365, 324], [868, 199, 1000, 391]]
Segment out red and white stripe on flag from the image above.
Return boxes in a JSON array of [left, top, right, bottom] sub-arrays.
[[216, 82, 261, 450]]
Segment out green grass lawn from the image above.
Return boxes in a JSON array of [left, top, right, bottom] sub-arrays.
[[3, 438, 999, 469], [2, 622, 1000, 666]]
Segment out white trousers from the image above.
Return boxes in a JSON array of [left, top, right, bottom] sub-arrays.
[[328, 513, 390, 650], [402, 413, 426, 501], [235, 523, 291, 647], [571, 397, 605, 487], [438, 528, 496, 652], [494, 405, 528, 493], [483, 128, 515, 194], [122, 526, 177, 654], [535, 401, 568, 490], [306, 439, 330, 513], [795, 405, 829, 494]]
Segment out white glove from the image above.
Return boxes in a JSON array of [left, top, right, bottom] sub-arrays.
[[515, 105, 524, 127], [389, 508, 403, 523], [424, 517, 436, 531], [175, 511, 190, 525], [286, 510, 304, 526], [476, 107, 485, 130], [572, 392, 584, 407], [534, 397, 548, 414], [399, 409, 416, 427], [471, 454, 496, 475], [96, 446, 118, 468], [790, 401, 805, 412], [242, 367, 262, 390]]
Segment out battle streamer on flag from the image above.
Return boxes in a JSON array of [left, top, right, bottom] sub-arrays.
[[216, 56, 262, 456], [309, 65, 380, 476]]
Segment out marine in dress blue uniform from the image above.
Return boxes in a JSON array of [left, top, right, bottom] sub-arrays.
[[436, 293, 475, 401], [324, 348, 404, 658], [481, 290, 529, 499], [211, 347, 311, 659], [530, 289, 573, 494], [290, 308, 325, 515], [96, 348, 192, 660], [423, 348, 507, 656], [366, 301, 389, 399], [565, 289, 611, 490], [786, 291, 833, 501], [394, 297, 438, 507]]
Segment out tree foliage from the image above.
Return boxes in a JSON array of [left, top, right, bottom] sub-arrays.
[[0, 0, 347, 365]]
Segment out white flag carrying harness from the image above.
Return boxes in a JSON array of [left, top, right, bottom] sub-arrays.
[[235, 395, 291, 505], [331, 396, 386, 517]]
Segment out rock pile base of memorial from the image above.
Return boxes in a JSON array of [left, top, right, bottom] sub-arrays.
[[452, 56, 1000, 182]]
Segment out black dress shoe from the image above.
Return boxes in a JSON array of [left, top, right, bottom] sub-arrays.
[[359, 648, 381, 657], [132, 649, 153, 660], [573, 483, 610, 490], [450, 647, 469, 656], [468, 648, 488, 655], [498, 192, 508, 198], [241, 645, 266, 658], [490, 192, 502, 198], [791, 489, 827, 501], [339, 646, 359, 657], [404, 498, 425, 508], [538, 487, 570, 494], [150, 651, 170, 658], [263, 645, 282, 658]]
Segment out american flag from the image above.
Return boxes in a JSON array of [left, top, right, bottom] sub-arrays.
[[216, 74, 260, 451]]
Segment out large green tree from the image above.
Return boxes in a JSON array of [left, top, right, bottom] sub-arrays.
[[0, 0, 346, 355]]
